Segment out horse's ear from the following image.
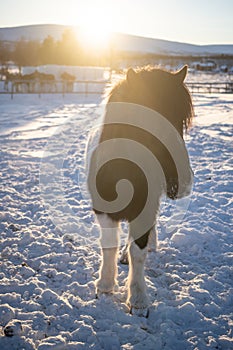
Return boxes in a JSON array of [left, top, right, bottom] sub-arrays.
[[174, 65, 188, 83], [127, 68, 136, 84]]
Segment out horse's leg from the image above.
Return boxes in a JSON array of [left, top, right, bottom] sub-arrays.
[[120, 242, 129, 265], [127, 228, 150, 316], [120, 225, 157, 265], [96, 213, 119, 295], [148, 225, 158, 252]]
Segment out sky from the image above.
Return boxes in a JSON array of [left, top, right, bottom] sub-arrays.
[[0, 0, 233, 45]]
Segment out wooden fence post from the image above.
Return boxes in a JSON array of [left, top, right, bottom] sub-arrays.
[[11, 82, 14, 100]]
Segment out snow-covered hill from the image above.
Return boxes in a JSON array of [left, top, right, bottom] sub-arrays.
[[0, 24, 70, 42], [0, 24, 233, 56], [113, 32, 233, 56]]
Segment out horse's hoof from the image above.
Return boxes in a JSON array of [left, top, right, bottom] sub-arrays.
[[120, 246, 129, 265], [120, 256, 129, 265], [95, 289, 115, 299], [130, 306, 149, 318]]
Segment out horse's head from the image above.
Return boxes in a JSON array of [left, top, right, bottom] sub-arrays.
[[126, 66, 193, 199], [122, 65, 193, 137], [107, 66, 194, 200]]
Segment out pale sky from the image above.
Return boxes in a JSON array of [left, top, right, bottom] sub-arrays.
[[0, 0, 233, 45]]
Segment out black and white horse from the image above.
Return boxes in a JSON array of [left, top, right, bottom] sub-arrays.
[[88, 66, 194, 316]]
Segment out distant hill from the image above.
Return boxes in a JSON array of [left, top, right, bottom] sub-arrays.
[[0, 24, 70, 42], [0, 24, 233, 56], [113, 33, 233, 56]]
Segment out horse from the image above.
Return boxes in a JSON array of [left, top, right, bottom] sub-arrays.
[[88, 65, 194, 316]]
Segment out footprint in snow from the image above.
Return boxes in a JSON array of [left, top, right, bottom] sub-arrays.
[[4, 320, 22, 337]]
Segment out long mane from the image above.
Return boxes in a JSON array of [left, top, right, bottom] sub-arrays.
[[107, 66, 194, 133]]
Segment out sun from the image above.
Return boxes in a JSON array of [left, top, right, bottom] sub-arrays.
[[79, 25, 111, 50], [74, 8, 113, 51]]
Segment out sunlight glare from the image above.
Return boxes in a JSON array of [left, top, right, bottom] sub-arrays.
[[79, 26, 111, 50], [78, 11, 112, 51]]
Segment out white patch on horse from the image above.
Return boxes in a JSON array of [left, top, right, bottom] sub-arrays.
[[120, 225, 158, 265], [148, 225, 158, 252]]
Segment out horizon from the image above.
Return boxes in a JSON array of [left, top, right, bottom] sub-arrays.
[[0, 0, 233, 46], [1, 22, 233, 48]]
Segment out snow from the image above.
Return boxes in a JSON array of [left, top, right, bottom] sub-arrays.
[[0, 81, 233, 349]]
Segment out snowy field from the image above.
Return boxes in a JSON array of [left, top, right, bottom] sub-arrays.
[[0, 88, 232, 349]]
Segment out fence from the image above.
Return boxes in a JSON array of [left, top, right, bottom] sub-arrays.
[[1, 79, 233, 99], [186, 82, 233, 93], [0, 79, 110, 99]]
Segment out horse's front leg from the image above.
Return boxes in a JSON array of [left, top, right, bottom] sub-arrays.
[[127, 230, 150, 316], [96, 214, 119, 295]]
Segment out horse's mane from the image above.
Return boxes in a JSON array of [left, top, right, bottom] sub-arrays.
[[107, 66, 193, 133]]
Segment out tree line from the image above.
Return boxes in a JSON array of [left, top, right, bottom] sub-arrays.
[[0, 29, 111, 69]]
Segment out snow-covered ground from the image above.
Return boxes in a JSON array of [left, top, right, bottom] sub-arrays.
[[0, 87, 232, 349]]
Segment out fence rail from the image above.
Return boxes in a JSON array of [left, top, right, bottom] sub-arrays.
[[186, 82, 233, 93], [1, 79, 233, 98], [0, 79, 110, 99]]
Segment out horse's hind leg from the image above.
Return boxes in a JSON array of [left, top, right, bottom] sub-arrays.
[[127, 229, 150, 316], [148, 225, 158, 252], [120, 243, 129, 265], [120, 225, 157, 265], [96, 214, 119, 295]]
